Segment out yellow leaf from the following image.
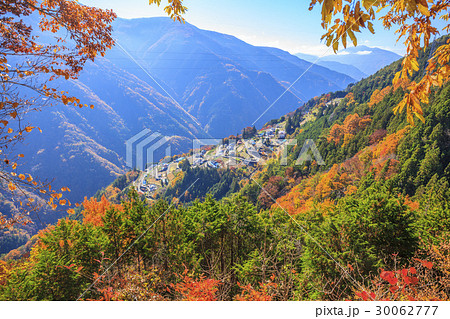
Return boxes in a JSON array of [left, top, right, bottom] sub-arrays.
[[347, 29, 357, 47], [368, 22, 375, 34], [393, 71, 401, 86], [407, 112, 415, 125], [410, 58, 419, 72], [414, 112, 425, 123], [322, 0, 334, 24], [326, 36, 333, 47], [393, 99, 407, 115], [362, 0, 377, 11], [8, 182, 16, 191], [333, 39, 339, 52], [342, 33, 347, 48], [417, 4, 430, 16]]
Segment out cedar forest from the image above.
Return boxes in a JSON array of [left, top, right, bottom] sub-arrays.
[[1, 0, 450, 301]]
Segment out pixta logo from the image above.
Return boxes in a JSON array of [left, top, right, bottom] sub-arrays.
[[125, 129, 171, 170], [280, 139, 325, 166]]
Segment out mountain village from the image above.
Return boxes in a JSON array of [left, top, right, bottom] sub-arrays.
[[133, 122, 288, 199]]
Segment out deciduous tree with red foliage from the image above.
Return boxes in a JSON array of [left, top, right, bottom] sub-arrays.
[[234, 277, 278, 301], [355, 242, 450, 301], [81, 196, 123, 227], [171, 268, 221, 301], [258, 176, 285, 209]]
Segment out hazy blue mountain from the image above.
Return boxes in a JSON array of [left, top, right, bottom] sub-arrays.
[[257, 46, 357, 96], [295, 46, 401, 79], [319, 45, 401, 75], [295, 49, 398, 81], [294, 52, 318, 62]]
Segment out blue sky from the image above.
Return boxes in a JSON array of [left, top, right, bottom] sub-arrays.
[[87, 0, 409, 56]]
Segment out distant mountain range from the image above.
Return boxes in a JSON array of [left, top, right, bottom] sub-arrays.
[[110, 17, 356, 135], [295, 46, 402, 80], [17, 17, 366, 205]]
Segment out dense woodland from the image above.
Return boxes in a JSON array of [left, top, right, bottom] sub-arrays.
[[1, 38, 450, 301]]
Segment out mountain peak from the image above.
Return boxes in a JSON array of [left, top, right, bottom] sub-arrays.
[[296, 45, 401, 76]]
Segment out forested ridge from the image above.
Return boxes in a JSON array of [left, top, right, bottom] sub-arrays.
[[1, 37, 450, 301]]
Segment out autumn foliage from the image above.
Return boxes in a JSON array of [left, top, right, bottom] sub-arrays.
[[355, 242, 450, 301], [82, 196, 123, 227], [1, 0, 450, 303], [172, 269, 221, 301], [309, 0, 450, 124], [0, 0, 116, 228], [327, 113, 371, 146], [278, 128, 406, 215], [234, 278, 278, 301], [369, 86, 392, 107]]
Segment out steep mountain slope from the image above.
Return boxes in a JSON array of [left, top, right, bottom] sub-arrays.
[[110, 17, 356, 135], [19, 57, 208, 206]]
